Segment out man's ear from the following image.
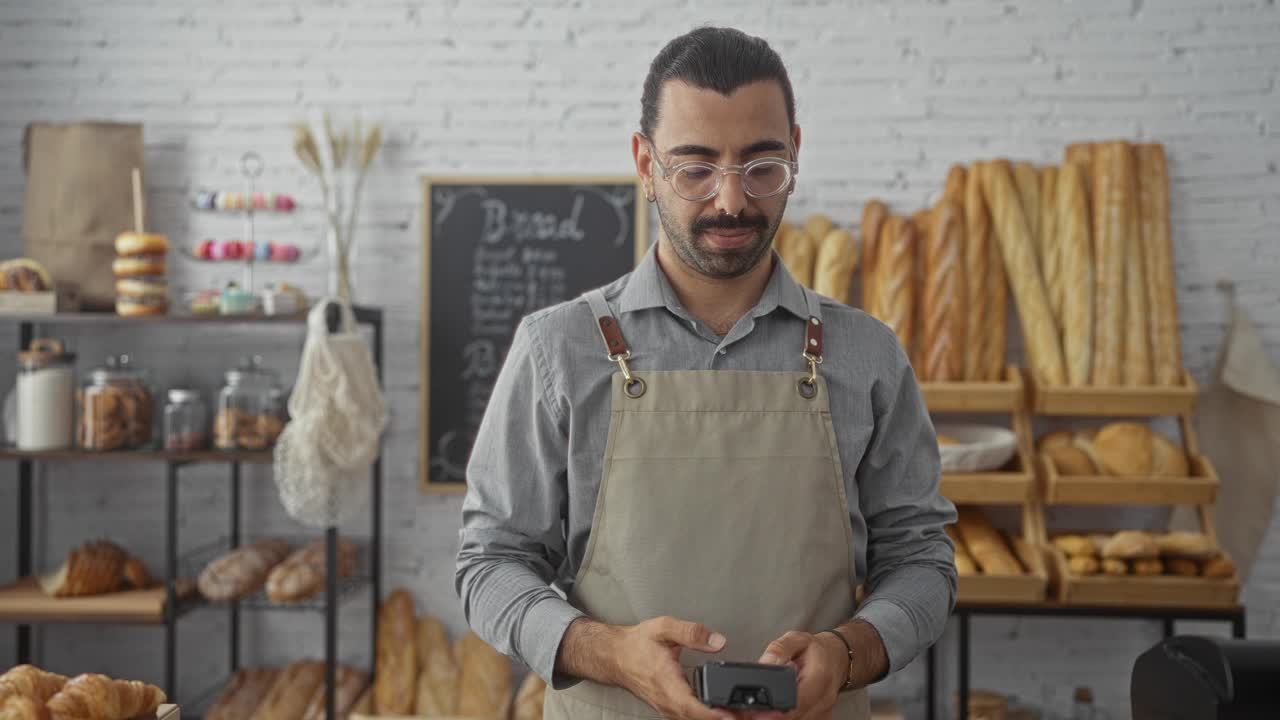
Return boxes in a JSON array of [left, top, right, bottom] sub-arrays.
[[632, 132, 656, 201], [789, 124, 803, 193]]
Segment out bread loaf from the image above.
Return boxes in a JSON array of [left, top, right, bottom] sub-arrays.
[[197, 539, 291, 601], [512, 672, 547, 720], [780, 224, 818, 288], [455, 631, 513, 719], [1091, 142, 1129, 385], [981, 160, 1067, 385], [414, 616, 459, 716], [45, 674, 165, 720], [1137, 143, 1183, 385], [1102, 531, 1159, 560], [1132, 558, 1164, 576], [1048, 445, 1097, 475], [204, 667, 279, 720], [955, 508, 1022, 575], [963, 162, 994, 380], [1071, 431, 1107, 475], [773, 221, 796, 255], [1039, 166, 1062, 330], [1056, 161, 1094, 385], [922, 200, 966, 381], [39, 541, 128, 598], [374, 589, 418, 715], [813, 228, 858, 304], [1068, 555, 1099, 576], [1013, 161, 1042, 265], [945, 525, 977, 576], [1102, 558, 1129, 576], [1202, 555, 1236, 579], [1122, 159, 1153, 386], [265, 538, 358, 603], [255, 661, 323, 720], [1053, 535, 1098, 558], [1150, 432, 1189, 477], [803, 214, 834, 244], [859, 201, 889, 317], [943, 165, 967, 206], [1036, 430, 1074, 452], [875, 216, 917, 355], [1094, 422, 1153, 476], [300, 666, 369, 720], [1010, 536, 1040, 576], [1156, 532, 1217, 561], [1166, 558, 1200, 577]]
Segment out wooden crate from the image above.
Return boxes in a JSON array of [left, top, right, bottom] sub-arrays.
[[0, 577, 167, 624], [921, 365, 1024, 413], [1028, 371, 1199, 416], [1039, 452, 1221, 506], [1045, 545, 1239, 608], [955, 498, 1050, 604]]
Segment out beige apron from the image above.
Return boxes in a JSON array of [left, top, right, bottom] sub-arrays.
[[544, 288, 869, 720]]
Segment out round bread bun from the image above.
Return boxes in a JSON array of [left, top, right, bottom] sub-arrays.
[[116, 277, 169, 299], [115, 296, 169, 317], [1094, 422, 1154, 476], [1047, 445, 1097, 476], [115, 232, 170, 256], [1150, 432, 1190, 477], [112, 254, 167, 278], [1036, 430, 1074, 453]]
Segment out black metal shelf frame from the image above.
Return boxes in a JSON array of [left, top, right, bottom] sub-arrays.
[[5, 307, 384, 720]]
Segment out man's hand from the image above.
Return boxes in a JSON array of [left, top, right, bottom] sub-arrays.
[[556, 615, 738, 720], [751, 631, 847, 720]]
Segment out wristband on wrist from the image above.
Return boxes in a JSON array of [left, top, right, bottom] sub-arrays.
[[817, 628, 856, 691]]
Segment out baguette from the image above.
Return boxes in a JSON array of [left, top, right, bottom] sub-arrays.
[[803, 214, 834, 244], [45, 674, 165, 720], [945, 525, 977, 576], [859, 200, 889, 316], [812, 228, 858, 304], [955, 508, 1022, 575], [1091, 142, 1128, 385], [922, 200, 966, 381], [875, 216, 917, 355], [1013, 162, 1043, 267], [982, 160, 1067, 385], [780, 225, 818, 288], [300, 666, 369, 720], [1137, 143, 1183, 385], [204, 667, 278, 720], [963, 162, 993, 379], [197, 539, 292, 602], [456, 632, 513, 719], [773, 221, 796, 255], [255, 661, 323, 720], [1064, 142, 1095, 199], [512, 672, 547, 720], [978, 162, 1010, 381], [942, 165, 967, 207], [1010, 535, 1040, 575], [1122, 151, 1153, 385], [374, 589, 418, 715], [1040, 166, 1063, 330], [265, 538, 358, 603], [414, 616, 459, 716], [1056, 161, 1094, 385]]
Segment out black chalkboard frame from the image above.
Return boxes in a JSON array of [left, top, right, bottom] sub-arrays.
[[419, 175, 648, 493]]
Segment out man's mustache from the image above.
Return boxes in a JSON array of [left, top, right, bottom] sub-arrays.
[[691, 213, 768, 234]]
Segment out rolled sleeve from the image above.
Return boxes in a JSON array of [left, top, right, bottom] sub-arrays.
[[854, 346, 958, 672], [456, 315, 580, 685]]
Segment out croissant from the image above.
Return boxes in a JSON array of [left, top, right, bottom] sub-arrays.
[[0, 666, 68, 705], [46, 674, 165, 720], [39, 541, 128, 598], [0, 695, 48, 720]]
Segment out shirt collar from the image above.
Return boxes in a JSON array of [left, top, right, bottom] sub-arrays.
[[617, 243, 811, 321]]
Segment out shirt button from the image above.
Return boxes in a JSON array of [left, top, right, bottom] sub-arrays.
[[718, 349, 727, 355]]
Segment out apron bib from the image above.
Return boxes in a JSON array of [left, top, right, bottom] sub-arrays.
[[544, 289, 869, 720]]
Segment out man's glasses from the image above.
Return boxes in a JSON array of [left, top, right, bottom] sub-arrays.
[[643, 136, 798, 202]]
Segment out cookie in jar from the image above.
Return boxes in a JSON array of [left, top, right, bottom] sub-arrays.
[[214, 356, 286, 450], [78, 355, 155, 451]]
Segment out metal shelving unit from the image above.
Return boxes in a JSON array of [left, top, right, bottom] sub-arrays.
[[3, 307, 384, 720]]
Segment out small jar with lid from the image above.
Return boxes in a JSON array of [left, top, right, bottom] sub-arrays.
[[78, 354, 154, 451], [16, 339, 76, 450], [164, 389, 208, 451], [214, 356, 286, 450]]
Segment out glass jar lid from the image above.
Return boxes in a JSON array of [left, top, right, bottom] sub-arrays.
[[225, 355, 279, 389], [89, 354, 147, 384], [167, 388, 203, 405], [18, 338, 75, 370]]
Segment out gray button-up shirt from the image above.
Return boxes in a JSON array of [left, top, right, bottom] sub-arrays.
[[457, 245, 957, 687]]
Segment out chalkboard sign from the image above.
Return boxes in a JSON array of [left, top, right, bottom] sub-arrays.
[[420, 176, 647, 492]]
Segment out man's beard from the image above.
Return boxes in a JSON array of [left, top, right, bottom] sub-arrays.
[[656, 198, 783, 280]]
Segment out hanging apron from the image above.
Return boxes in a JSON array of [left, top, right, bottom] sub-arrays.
[[545, 288, 869, 720]]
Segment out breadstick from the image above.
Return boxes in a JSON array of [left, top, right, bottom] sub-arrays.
[[860, 200, 889, 316], [813, 227, 858, 304], [982, 160, 1067, 385], [1057, 162, 1094, 385], [943, 165, 967, 206], [876, 216, 917, 354], [963, 162, 992, 380], [1137, 143, 1183, 385], [1013, 162, 1043, 268], [1040, 166, 1063, 330], [923, 200, 966, 381], [1090, 142, 1127, 385]]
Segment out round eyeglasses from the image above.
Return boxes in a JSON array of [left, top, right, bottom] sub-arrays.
[[646, 139, 798, 202]]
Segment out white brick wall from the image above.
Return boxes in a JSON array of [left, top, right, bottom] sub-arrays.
[[1, 1, 1278, 717]]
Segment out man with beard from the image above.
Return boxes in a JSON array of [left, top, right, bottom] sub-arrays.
[[457, 27, 956, 720]]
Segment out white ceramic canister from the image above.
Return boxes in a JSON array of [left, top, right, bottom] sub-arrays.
[[16, 338, 76, 450]]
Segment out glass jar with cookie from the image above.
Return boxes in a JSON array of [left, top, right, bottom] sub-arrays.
[[77, 355, 155, 451], [214, 356, 286, 450]]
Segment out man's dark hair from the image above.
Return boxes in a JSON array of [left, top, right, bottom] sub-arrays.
[[640, 27, 796, 137]]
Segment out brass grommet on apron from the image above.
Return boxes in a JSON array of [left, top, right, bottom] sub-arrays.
[[798, 351, 822, 399]]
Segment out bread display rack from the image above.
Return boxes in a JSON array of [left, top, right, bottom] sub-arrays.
[[1028, 378, 1239, 609], [0, 308, 385, 720], [921, 366, 1048, 604]]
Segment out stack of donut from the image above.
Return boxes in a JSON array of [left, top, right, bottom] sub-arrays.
[[113, 232, 170, 316]]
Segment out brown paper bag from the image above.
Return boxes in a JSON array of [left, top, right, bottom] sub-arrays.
[[22, 121, 144, 310]]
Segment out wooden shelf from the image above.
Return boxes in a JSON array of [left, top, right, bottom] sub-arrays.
[[1039, 453, 1220, 506], [958, 543, 1050, 604], [0, 306, 382, 326], [1045, 546, 1239, 609], [941, 470, 1034, 505], [921, 366, 1024, 413], [1028, 371, 1199, 416], [0, 446, 273, 463], [0, 577, 168, 624]]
